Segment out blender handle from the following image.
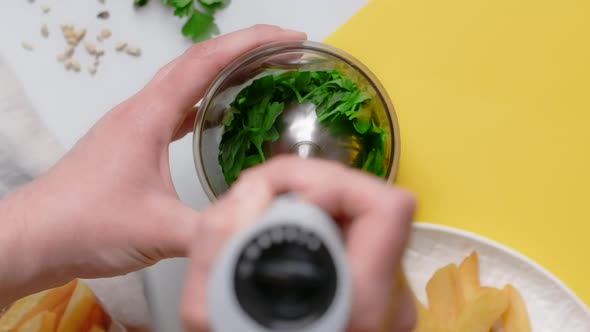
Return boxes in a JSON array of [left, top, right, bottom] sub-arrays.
[[206, 195, 352, 332]]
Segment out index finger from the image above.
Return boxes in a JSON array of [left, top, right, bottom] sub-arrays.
[[237, 156, 414, 223]]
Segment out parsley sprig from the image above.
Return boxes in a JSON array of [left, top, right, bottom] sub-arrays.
[[219, 70, 388, 184], [134, 0, 229, 42]]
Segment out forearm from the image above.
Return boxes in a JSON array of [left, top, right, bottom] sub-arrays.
[[0, 182, 70, 308]]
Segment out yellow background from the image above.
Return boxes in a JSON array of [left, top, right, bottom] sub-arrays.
[[326, 0, 590, 304]]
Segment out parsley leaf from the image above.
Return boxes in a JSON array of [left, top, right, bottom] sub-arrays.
[[171, 0, 193, 17], [169, 0, 192, 7], [219, 69, 388, 185], [181, 9, 219, 42], [135, 0, 226, 42], [263, 102, 284, 131], [199, 0, 230, 9]]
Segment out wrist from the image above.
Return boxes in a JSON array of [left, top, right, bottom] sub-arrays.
[[0, 180, 74, 307], [0, 187, 37, 306]]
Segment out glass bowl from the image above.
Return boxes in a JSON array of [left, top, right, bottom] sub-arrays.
[[193, 40, 400, 201]]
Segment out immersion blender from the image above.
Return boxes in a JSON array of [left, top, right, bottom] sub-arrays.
[[207, 195, 352, 332]]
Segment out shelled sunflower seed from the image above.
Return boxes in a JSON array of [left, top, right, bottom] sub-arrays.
[[84, 41, 96, 55], [114, 41, 127, 52], [126, 46, 141, 57], [97, 29, 112, 42], [21, 42, 34, 51], [85, 42, 106, 57], [61, 25, 86, 46], [61, 24, 73, 31], [100, 29, 112, 39], [61, 27, 77, 49], [56, 46, 75, 62], [65, 46, 75, 57], [22, 5, 144, 77], [64, 60, 73, 70], [74, 29, 86, 45], [71, 60, 81, 72], [41, 23, 49, 38], [95, 47, 105, 57]]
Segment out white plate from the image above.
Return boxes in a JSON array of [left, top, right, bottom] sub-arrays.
[[405, 223, 590, 332]]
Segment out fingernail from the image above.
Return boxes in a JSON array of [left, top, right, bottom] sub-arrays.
[[282, 28, 308, 38]]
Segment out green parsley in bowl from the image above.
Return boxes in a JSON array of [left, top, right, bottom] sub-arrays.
[[193, 41, 400, 201]]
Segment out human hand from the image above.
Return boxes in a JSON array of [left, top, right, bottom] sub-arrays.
[[181, 157, 417, 332], [0, 25, 306, 305]]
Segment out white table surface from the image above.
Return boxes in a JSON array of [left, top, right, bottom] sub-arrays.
[[0, 1, 368, 330]]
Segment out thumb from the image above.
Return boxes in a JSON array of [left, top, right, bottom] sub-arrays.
[[146, 198, 200, 259]]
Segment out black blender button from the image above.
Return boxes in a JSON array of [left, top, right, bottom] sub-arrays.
[[234, 224, 338, 329]]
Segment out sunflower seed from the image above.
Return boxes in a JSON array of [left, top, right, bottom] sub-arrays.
[[64, 46, 75, 58], [84, 41, 97, 55], [115, 41, 127, 51], [57, 46, 75, 62], [71, 59, 81, 72], [126, 47, 141, 56], [95, 47, 105, 57], [97, 11, 110, 19], [62, 26, 75, 40], [21, 42, 33, 51], [41, 23, 49, 38], [100, 29, 112, 39], [75, 28, 86, 42], [63, 27, 86, 46], [64, 58, 74, 70], [61, 24, 74, 32]]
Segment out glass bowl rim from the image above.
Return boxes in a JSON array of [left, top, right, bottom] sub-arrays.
[[193, 40, 401, 202]]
